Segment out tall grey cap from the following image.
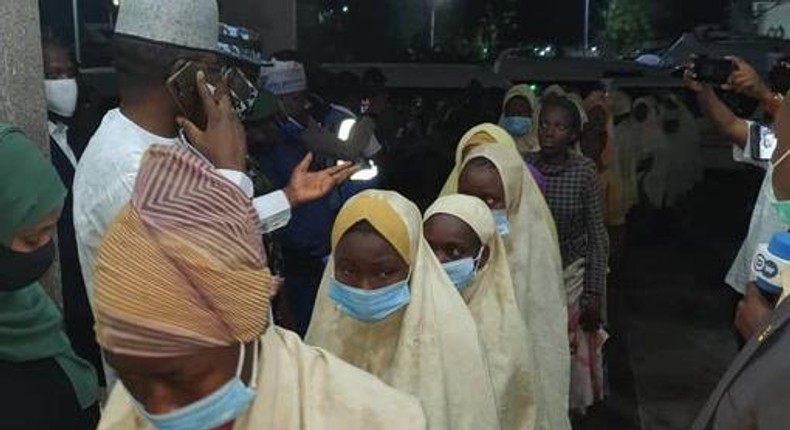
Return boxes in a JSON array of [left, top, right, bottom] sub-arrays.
[[114, 0, 219, 52]]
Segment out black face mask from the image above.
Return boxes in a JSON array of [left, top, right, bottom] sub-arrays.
[[0, 240, 56, 291]]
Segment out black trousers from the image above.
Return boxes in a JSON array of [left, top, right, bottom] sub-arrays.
[[0, 358, 99, 430]]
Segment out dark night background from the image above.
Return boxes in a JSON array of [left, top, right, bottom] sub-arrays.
[[515, 0, 729, 43], [303, 0, 734, 61], [40, 0, 736, 63]]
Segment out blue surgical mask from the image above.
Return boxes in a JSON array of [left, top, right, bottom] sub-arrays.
[[134, 341, 258, 430], [329, 277, 411, 323], [441, 247, 484, 291], [492, 210, 510, 236], [500, 116, 533, 137]]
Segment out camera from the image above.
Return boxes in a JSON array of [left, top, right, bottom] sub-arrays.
[[672, 56, 736, 86]]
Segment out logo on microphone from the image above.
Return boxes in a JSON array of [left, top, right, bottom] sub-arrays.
[[754, 252, 779, 280]]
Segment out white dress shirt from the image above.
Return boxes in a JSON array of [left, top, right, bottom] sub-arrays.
[[48, 120, 78, 168], [73, 108, 291, 302]]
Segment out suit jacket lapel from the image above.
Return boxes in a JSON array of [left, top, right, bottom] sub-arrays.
[[691, 298, 790, 429]]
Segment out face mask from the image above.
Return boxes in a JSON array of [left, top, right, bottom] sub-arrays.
[[492, 210, 510, 236], [0, 240, 56, 291], [134, 341, 258, 430], [500, 116, 533, 137], [44, 78, 78, 118], [329, 277, 410, 323], [441, 247, 484, 291], [769, 148, 790, 225]]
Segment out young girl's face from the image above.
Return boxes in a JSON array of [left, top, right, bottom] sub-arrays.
[[334, 226, 409, 291]]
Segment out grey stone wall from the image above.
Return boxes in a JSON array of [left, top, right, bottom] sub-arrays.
[[0, 0, 62, 305]]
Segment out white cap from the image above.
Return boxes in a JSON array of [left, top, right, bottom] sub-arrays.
[[115, 0, 218, 52], [259, 60, 307, 96]]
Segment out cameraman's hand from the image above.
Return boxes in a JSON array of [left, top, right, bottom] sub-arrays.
[[734, 283, 772, 340], [177, 70, 247, 171], [772, 97, 790, 198], [724, 57, 773, 101], [683, 57, 709, 93]]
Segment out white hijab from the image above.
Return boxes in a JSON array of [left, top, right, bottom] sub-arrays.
[[425, 194, 542, 430], [306, 190, 501, 430], [632, 96, 672, 208], [441, 131, 571, 430]]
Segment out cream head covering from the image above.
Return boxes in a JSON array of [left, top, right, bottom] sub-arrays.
[[93, 146, 272, 357], [612, 95, 640, 212], [442, 134, 571, 430], [307, 190, 500, 430], [259, 60, 308, 96], [499, 85, 540, 154], [425, 194, 543, 430], [440, 123, 518, 196], [631, 96, 671, 208], [543, 84, 566, 98], [583, 91, 618, 170], [565, 93, 589, 127], [114, 0, 218, 52], [94, 150, 430, 430], [611, 90, 633, 118]]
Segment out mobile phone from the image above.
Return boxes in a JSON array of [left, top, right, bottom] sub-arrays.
[[749, 122, 778, 161], [224, 67, 258, 117], [692, 56, 736, 86], [166, 61, 207, 129]]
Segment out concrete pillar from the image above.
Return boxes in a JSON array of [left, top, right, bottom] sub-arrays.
[[0, 0, 62, 305], [220, 0, 297, 54]]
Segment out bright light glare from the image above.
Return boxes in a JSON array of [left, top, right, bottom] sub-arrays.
[[337, 118, 357, 141], [336, 160, 379, 181], [352, 161, 379, 181], [113, 0, 120, 6], [342, 5, 349, 13]]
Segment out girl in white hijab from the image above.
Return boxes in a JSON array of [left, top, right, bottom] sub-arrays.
[[611, 91, 641, 212], [632, 96, 672, 208], [424, 194, 541, 430], [499, 84, 541, 154], [659, 93, 703, 206], [440, 124, 571, 430], [306, 190, 501, 430]]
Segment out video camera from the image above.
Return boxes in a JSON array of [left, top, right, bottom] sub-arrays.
[[672, 55, 736, 86]]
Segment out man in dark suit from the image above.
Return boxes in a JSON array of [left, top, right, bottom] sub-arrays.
[[42, 33, 104, 385], [691, 283, 788, 430], [691, 98, 790, 430], [692, 286, 790, 430]]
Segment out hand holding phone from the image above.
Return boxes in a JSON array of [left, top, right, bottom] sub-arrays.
[[723, 56, 773, 101], [167, 61, 209, 130], [692, 56, 735, 86], [176, 70, 247, 171], [224, 67, 258, 117]]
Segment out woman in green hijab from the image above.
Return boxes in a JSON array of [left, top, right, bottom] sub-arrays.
[[0, 124, 99, 429]]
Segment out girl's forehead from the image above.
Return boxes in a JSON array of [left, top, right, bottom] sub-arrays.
[[541, 105, 572, 120]]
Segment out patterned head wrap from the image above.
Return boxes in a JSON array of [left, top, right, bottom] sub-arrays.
[[93, 146, 271, 357]]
